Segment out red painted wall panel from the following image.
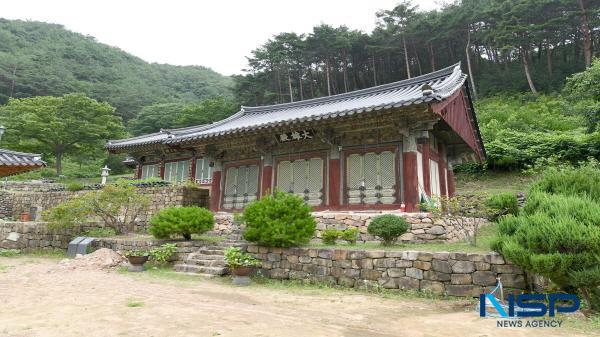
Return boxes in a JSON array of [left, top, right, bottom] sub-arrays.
[[402, 152, 419, 212], [328, 158, 341, 208]]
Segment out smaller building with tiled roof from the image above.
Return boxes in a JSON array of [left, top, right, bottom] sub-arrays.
[[0, 149, 46, 177]]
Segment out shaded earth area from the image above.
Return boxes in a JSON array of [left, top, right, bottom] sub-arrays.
[[0, 257, 595, 337]]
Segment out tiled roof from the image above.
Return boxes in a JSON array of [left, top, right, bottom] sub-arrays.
[[107, 63, 466, 150], [0, 149, 45, 167]]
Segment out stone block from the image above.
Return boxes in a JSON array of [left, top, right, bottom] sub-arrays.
[[396, 260, 412, 268], [348, 250, 366, 260], [475, 262, 490, 271], [401, 251, 419, 261], [431, 260, 452, 273], [399, 233, 414, 241], [267, 253, 281, 262], [357, 258, 373, 270], [420, 280, 445, 295], [308, 249, 318, 258], [387, 268, 405, 278], [405, 268, 423, 279], [318, 249, 333, 259], [333, 259, 352, 268], [360, 269, 382, 280], [467, 254, 485, 262], [423, 270, 451, 282], [385, 251, 404, 258], [332, 249, 348, 260], [365, 250, 385, 258], [289, 270, 308, 279], [269, 268, 289, 279], [372, 258, 394, 268], [451, 261, 475, 274], [343, 268, 360, 278], [417, 252, 433, 261], [413, 260, 431, 270], [450, 252, 469, 261], [426, 226, 446, 235], [472, 271, 497, 286], [450, 274, 472, 285], [432, 252, 450, 260], [331, 267, 343, 278], [445, 285, 483, 297], [286, 255, 299, 263], [378, 277, 398, 289], [338, 276, 355, 287], [314, 258, 332, 267], [398, 277, 420, 290], [487, 253, 505, 264], [299, 256, 312, 264]]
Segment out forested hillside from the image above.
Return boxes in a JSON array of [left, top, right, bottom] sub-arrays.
[[0, 19, 233, 121], [233, 0, 599, 106]]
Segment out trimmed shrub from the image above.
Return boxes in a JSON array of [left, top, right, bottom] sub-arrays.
[[494, 163, 600, 311], [367, 214, 410, 245], [149, 206, 214, 240], [486, 192, 519, 221], [530, 162, 600, 202], [322, 228, 340, 244], [242, 191, 316, 247], [341, 227, 359, 244]]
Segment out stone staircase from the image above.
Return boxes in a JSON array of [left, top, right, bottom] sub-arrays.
[[173, 230, 245, 277]]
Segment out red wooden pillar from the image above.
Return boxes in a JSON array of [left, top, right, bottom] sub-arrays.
[[328, 158, 341, 209], [159, 159, 165, 180], [439, 157, 447, 197], [402, 152, 419, 212], [447, 169, 456, 197], [261, 165, 273, 196], [420, 140, 431, 197], [209, 168, 222, 211], [135, 163, 142, 179], [190, 155, 197, 182]]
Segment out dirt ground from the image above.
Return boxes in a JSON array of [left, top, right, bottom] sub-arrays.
[[0, 257, 596, 337]]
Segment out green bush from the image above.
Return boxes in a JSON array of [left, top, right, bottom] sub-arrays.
[[486, 192, 519, 221], [493, 164, 600, 311], [149, 243, 178, 264], [66, 182, 85, 191], [322, 228, 340, 244], [367, 214, 410, 245], [341, 227, 359, 244], [530, 162, 600, 202], [223, 247, 261, 268], [148, 206, 214, 240], [242, 191, 316, 247]]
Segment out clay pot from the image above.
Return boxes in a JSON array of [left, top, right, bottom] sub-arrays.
[[127, 255, 148, 272], [231, 267, 253, 277], [20, 213, 30, 222]]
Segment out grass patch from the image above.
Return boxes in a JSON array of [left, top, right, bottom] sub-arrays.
[[126, 299, 144, 308], [117, 262, 200, 283], [306, 224, 498, 253], [0, 249, 21, 257], [455, 171, 534, 195]]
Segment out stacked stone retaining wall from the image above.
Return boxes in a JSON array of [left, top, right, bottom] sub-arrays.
[[212, 212, 487, 244], [248, 246, 526, 297]]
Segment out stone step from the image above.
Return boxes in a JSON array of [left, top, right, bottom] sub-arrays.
[[188, 254, 225, 261], [186, 259, 227, 267], [174, 264, 228, 275], [196, 249, 224, 255]]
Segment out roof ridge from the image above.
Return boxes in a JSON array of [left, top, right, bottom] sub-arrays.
[[108, 131, 165, 145], [241, 63, 460, 114], [0, 148, 42, 157]]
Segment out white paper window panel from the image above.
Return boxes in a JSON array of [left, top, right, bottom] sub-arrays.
[[195, 158, 213, 184], [164, 160, 190, 182], [141, 164, 159, 179], [429, 159, 441, 197]]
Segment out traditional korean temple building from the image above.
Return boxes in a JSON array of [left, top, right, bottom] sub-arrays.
[[107, 63, 485, 212]]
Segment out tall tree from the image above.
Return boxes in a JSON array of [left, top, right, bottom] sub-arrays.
[[0, 93, 124, 175]]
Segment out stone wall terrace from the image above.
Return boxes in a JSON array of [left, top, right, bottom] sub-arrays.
[[248, 246, 526, 297]]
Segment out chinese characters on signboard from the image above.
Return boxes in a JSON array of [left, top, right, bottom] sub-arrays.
[[276, 129, 315, 143]]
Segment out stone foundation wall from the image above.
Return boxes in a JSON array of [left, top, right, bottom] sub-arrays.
[[3, 186, 209, 225], [248, 246, 526, 297], [212, 212, 488, 244], [0, 221, 106, 251], [1, 181, 65, 192]]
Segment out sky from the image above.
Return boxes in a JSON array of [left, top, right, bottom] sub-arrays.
[[2, 0, 441, 76]]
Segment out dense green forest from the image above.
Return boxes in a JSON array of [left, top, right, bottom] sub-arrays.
[[0, 19, 233, 121], [233, 0, 599, 105]]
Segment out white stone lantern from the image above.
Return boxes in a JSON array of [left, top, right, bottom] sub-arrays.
[[101, 165, 111, 185]]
